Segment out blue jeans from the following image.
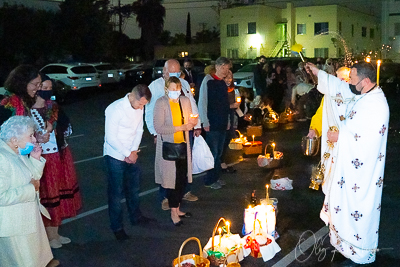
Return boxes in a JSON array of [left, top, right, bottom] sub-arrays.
[[105, 155, 142, 232], [204, 130, 226, 186]]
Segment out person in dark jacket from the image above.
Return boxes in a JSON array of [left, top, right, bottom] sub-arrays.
[[201, 57, 231, 189], [253, 55, 267, 96]]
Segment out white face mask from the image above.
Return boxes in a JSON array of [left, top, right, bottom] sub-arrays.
[[168, 90, 181, 100], [169, 72, 180, 78]]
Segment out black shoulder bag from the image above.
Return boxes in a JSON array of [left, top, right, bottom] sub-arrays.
[[162, 99, 187, 161]]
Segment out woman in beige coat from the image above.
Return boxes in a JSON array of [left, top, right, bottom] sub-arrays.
[[154, 77, 198, 226], [0, 116, 58, 267]]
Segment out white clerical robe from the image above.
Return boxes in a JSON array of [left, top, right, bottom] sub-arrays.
[[316, 71, 389, 264]]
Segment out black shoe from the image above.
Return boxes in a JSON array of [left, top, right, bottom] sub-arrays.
[[114, 229, 129, 240], [132, 216, 157, 225], [222, 166, 236, 173], [179, 212, 192, 218], [172, 220, 183, 226]]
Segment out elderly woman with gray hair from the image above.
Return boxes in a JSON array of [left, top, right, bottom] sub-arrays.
[[0, 116, 59, 267]]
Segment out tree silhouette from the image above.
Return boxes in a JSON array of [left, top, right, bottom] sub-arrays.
[[132, 0, 165, 60], [186, 12, 192, 45]]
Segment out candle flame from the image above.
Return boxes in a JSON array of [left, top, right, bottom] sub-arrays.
[[377, 60, 382, 66], [218, 228, 222, 234], [236, 97, 241, 103], [365, 57, 371, 63], [272, 143, 275, 147]]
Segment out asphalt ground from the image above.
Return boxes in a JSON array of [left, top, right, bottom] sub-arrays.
[[51, 85, 400, 267]]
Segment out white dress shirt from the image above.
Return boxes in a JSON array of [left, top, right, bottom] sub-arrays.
[[103, 94, 144, 161], [145, 77, 200, 135]]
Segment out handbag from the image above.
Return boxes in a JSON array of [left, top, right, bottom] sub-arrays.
[[162, 99, 187, 161]]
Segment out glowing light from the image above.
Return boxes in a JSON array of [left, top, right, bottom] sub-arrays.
[[247, 33, 263, 51]]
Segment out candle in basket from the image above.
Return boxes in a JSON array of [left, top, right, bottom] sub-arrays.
[[252, 135, 255, 144], [266, 184, 269, 200], [236, 96, 241, 103], [218, 228, 222, 247], [226, 221, 230, 235], [272, 142, 275, 156]]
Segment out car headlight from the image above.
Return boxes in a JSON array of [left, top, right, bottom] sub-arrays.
[[157, 70, 162, 74]]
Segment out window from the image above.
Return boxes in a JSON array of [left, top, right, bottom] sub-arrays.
[[227, 24, 239, 37], [351, 24, 354, 37], [41, 65, 68, 74], [362, 27, 367, 37], [314, 22, 328, 35], [314, 48, 329, 58], [227, 49, 239, 59], [248, 22, 256, 34], [370, 28, 375, 39], [395, 23, 400, 35], [297, 24, 306, 35]]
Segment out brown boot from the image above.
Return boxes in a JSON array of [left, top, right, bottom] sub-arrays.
[[46, 259, 60, 267]]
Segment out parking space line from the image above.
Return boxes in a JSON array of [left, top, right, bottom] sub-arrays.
[[62, 187, 158, 224], [73, 146, 147, 164], [272, 226, 329, 267]]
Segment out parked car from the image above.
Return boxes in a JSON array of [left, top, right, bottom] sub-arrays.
[[40, 63, 101, 90], [233, 63, 257, 89], [118, 63, 143, 81], [124, 63, 153, 86], [90, 63, 120, 84], [152, 58, 206, 80]]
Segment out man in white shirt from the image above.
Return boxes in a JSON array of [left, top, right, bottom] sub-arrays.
[[104, 84, 153, 240], [145, 59, 201, 207]]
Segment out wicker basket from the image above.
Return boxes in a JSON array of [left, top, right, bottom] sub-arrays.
[[260, 145, 283, 169], [243, 141, 262, 155], [172, 237, 210, 267], [249, 220, 271, 258], [206, 218, 228, 266], [229, 130, 245, 150]]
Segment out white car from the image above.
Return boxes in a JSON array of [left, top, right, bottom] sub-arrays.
[[90, 63, 120, 84], [40, 63, 101, 90], [233, 63, 257, 89]]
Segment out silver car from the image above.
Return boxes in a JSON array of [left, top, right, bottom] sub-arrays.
[[233, 63, 257, 89]]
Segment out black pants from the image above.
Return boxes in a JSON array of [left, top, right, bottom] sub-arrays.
[[166, 158, 188, 208]]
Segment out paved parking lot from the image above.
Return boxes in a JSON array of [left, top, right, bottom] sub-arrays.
[[50, 85, 400, 267]]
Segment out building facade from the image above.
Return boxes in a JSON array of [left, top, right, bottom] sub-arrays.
[[220, 3, 381, 59], [382, 0, 400, 61]]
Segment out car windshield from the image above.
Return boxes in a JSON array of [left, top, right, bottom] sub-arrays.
[[237, 64, 256, 72], [71, 66, 97, 74], [154, 60, 167, 67]]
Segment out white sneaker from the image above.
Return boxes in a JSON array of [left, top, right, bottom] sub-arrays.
[[49, 239, 62, 249], [58, 236, 71, 244]]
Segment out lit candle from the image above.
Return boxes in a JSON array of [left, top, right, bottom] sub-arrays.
[[377, 60, 381, 87], [191, 87, 195, 94], [272, 143, 275, 156], [252, 135, 255, 144], [236, 96, 241, 103], [190, 114, 198, 118], [266, 184, 269, 200], [226, 221, 230, 234], [218, 227, 222, 247]]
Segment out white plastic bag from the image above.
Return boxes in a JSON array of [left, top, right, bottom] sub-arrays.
[[192, 135, 214, 174]]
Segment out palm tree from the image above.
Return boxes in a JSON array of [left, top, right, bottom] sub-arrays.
[[132, 0, 165, 60]]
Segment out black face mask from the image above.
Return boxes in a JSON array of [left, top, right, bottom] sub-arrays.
[[37, 90, 53, 100], [349, 84, 361, 95]]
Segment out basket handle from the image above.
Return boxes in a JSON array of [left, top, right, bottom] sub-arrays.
[[178, 237, 203, 267], [211, 217, 227, 251], [223, 252, 239, 266]]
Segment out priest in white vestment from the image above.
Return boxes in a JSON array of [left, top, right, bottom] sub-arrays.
[[307, 62, 389, 264]]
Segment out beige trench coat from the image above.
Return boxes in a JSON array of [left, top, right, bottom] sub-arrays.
[[153, 95, 193, 189]]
